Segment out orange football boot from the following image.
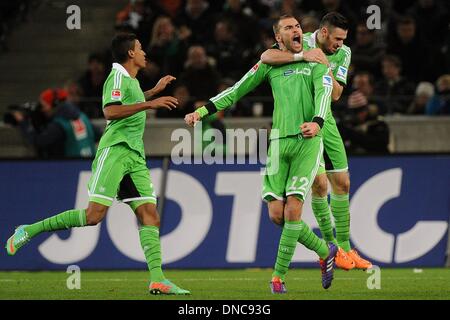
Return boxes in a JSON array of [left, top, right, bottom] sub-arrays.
[[347, 249, 373, 270], [334, 247, 355, 270]]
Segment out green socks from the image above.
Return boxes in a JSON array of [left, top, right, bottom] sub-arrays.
[[331, 193, 351, 252], [297, 220, 329, 259], [24, 209, 87, 238], [273, 221, 301, 280], [139, 226, 165, 282], [311, 196, 337, 245]]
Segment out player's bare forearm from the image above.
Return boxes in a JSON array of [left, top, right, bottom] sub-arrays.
[[260, 49, 294, 65], [144, 89, 157, 100], [329, 71, 343, 101], [103, 102, 153, 120], [104, 96, 178, 120], [144, 75, 176, 101]]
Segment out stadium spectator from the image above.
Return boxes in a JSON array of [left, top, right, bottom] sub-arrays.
[[407, 0, 449, 47], [78, 53, 107, 118], [157, 0, 184, 18], [115, 0, 160, 49], [341, 71, 385, 118], [179, 45, 221, 102], [386, 16, 428, 82], [301, 15, 320, 33], [12, 88, 96, 158], [206, 19, 245, 80], [375, 55, 415, 114], [351, 22, 385, 77], [175, 0, 215, 46], [156, 84, 195, 118], [407, 82, 435, 114], [340, 72, 389, 154], [426, 74, 450, 115], [221, 0, 259, 50], [146, 16, 188, 77], [313, 0, 358, 44]]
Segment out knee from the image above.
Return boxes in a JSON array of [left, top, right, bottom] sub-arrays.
[[269, 209, 284, 226], [86, 206, 107, 226], [312, 175, 328, 196], [284, 198, 303, 221], [335, 176, 350, 194], [137, 204, 160, 227]]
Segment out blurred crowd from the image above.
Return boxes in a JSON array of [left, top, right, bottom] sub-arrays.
[[0, 1, 36, 52], [5, 0, 450, 157], [70, 0, 450, 119]]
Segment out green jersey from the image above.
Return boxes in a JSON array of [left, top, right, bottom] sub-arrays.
[[99, 63, 147, 158], [303, 30, 351, 86], [209, 60, 332, 140]]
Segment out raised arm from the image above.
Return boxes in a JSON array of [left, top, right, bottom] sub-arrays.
[[103, 73, 177, 120], [261, 47, 329, 66], [185, 61, 269, 126], [144, 75, 176, 100]]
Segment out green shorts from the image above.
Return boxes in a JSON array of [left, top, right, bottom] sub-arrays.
[[262, 135, 323, 202], [88, 143, 157, 211], [316, 116, 348, 176]]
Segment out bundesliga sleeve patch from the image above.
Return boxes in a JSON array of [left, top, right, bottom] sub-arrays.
[[249, 63, 260, 75], [111, 89, 122, 100], [323, 75, 333, 87], [337, 66, 348, 79]]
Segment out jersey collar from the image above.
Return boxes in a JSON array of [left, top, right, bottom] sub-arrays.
[[112, 63, 131, 78], [308, 30, 319, 48]]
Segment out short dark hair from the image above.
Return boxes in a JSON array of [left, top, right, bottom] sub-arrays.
[[272, 14, 297, 34], [111, 33, 137, 64], [320, 12, 349, 31], [383, 55, 402, 70]]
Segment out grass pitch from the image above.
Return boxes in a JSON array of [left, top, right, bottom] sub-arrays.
[[0, 268, 449, 300]]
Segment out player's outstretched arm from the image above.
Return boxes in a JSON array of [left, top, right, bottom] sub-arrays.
[[144, 75, 176, 100], [104, 96, 178, 120], [261, 48, 329, 66], [184, 61, 270, 127], [184, 111, 201, 127]]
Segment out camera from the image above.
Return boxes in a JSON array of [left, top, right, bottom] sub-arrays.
[[3, 101, 41, 126]]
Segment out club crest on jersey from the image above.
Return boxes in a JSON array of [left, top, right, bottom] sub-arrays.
[[323, 75, 332, 87], [337, 66, 348, 79], [249, 63, 259, 75], [111, 89, 121, 100]]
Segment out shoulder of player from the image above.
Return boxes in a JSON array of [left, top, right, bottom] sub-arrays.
[[338, 45, 352, 57]]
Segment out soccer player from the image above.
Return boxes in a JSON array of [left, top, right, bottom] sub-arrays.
[[260, 12, 372, 270], [185, 15, 337, 293], [5, 33, 190, 295]]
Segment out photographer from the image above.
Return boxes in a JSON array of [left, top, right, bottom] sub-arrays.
[[10, 88, 96, 158], [339, 72, 390, 154]]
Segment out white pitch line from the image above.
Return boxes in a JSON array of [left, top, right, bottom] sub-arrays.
[[0, 277, 447, 282]]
